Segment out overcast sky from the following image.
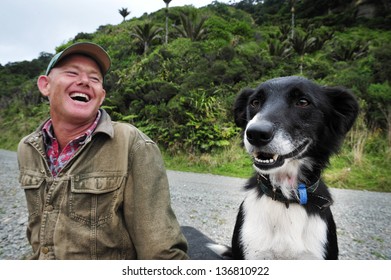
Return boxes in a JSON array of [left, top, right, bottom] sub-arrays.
[[0, 0, 232, 65]]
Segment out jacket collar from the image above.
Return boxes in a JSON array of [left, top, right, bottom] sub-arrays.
[[93, 109, 114, 138]]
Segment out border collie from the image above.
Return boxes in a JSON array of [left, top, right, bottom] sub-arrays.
[[210, 76, 359, 259]]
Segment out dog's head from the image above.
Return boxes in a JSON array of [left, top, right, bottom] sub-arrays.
[[234, 76, 359, 181]]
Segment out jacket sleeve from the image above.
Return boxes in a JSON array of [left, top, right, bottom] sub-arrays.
[[124, 136, 189, 260]]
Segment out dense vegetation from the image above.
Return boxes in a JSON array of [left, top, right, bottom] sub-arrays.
[[1, 0, 390, 192]]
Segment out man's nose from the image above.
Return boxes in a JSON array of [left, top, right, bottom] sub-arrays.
[[77, 73, 90, 86]]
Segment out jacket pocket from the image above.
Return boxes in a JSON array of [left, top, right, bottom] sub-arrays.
[[70, 173, 125, 226], [19, 173, 45, 218]]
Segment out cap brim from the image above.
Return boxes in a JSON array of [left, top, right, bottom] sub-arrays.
[[46, 42, 111, 76]]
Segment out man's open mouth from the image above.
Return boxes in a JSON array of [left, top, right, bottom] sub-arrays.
[[70, 93, 90, 103], [252, 139, 311, 170]]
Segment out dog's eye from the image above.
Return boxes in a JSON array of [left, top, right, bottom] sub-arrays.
[[250, 99, 261, 108], [296, 98, 310, 107]]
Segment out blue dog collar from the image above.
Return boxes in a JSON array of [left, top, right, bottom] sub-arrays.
[[258, 175, 331, 210], [298, 183, 308, 205]]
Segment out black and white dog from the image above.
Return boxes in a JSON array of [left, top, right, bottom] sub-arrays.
[[211, 76, 359, 260]]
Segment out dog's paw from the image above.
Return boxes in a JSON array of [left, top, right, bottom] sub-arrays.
[[206, 243, 233, 260]]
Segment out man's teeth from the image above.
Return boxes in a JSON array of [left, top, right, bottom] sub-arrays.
[[254, 154, 279, 164], [70, 93, 90, 102]]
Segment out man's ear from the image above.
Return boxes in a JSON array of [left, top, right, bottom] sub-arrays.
[[99, 89, 106, 106], [37, 75, 50, 98]]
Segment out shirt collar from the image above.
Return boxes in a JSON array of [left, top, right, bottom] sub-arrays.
[[42, 110, 101, 144]]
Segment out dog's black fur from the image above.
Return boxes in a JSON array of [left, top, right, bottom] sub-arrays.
[[212, 76, 359, 260]]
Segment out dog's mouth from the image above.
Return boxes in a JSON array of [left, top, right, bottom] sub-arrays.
[[252, 139, 311, 170]]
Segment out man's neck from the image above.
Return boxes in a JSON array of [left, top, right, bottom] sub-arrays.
[[53, 122, 91, 151], [47, 110, 101, 152]]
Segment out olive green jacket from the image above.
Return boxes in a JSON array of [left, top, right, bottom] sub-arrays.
[[17, 109, 188, 260]]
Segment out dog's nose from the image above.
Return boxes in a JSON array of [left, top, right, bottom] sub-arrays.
[[246, 122, 275, 145]]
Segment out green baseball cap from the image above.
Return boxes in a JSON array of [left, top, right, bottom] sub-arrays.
[[45, 42, 111, 77]]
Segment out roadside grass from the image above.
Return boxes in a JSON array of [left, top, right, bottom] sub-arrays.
[[324, 152, 390, 192], [162, 136, 253, 179], [0, 103, 49, 151], [324, 120, 391, 192]]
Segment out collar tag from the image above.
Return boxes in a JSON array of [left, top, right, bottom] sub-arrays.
[[298, 183, 308, 205]]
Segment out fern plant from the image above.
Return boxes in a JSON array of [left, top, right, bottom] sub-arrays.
[[173, 12, 208, 41], [329, 39, 370, 62]]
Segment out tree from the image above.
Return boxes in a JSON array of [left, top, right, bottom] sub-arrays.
[[163, 0, 172, 44], [119, 7, 130, 22], [290, 32, 316, 56], [173, 12, 208, 41], [290, 32, 316, 74], [131, 22, 163, 54]]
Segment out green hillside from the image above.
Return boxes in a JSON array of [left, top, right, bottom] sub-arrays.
[[1, 1, 390, 191]]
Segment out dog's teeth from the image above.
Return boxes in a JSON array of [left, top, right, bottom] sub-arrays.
[[254, 156, 277, 164], [273, 154, 279, 161]]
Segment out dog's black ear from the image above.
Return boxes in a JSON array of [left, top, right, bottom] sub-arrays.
[[325, 86, 359, 136], [234, 88, 254, 129]]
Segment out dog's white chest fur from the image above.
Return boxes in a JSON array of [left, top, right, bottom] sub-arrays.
[[240, 189, 328, 259]]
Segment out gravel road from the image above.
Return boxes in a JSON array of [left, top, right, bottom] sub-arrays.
[[1, 149, 390, 260]]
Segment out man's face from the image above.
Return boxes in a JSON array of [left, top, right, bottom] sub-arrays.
[[38, 54, 106, 126]]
